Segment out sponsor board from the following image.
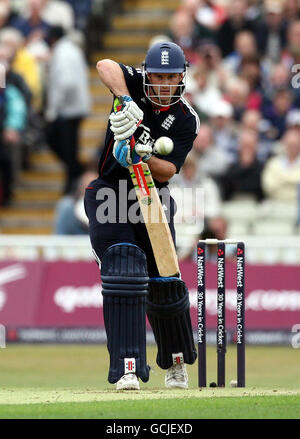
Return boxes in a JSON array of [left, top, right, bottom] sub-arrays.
[[0, 260, 300, 344]]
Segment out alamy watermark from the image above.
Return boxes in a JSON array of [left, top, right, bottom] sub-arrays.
[[291, 324, 300, 348], [95, 180, 205, 229], [0, 63, 6, 88], [291, 65, 300, 88], [0, 324, 6, 348]]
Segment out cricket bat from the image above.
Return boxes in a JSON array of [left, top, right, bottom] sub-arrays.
[[113, 97, 180, 277]]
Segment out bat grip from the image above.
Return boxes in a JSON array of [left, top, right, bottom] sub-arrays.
[[130, 136, 135, 151]]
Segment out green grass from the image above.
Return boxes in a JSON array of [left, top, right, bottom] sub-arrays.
[[0, 395, 300, 419], [0, 344, 299, 418]]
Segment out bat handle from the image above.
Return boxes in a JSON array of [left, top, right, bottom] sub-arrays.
[[130, 137, 135, 151], [117, 95, 124, 107]]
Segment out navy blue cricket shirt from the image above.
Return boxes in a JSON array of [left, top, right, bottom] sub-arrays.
[[98, 64, 200, 189]]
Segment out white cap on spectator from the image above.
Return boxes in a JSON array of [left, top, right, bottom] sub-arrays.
[[286, 109, 300, 126], [265, 0, 283, 14], [210, 100, 233, 118], [0, 3, 9, 18]]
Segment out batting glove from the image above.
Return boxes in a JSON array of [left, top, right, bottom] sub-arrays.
[[113, 139, 153, 167], [110, 95, 143, 141], [134, 142, 153, 162], [113, 139, 132, 168]]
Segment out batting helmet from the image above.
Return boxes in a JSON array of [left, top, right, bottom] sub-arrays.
[[142, 42, 188, 107]]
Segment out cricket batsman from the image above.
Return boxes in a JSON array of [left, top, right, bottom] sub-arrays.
[[84, 41, 200, 390]]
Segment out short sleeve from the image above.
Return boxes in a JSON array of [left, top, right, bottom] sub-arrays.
[[119, 63, 144, 101]]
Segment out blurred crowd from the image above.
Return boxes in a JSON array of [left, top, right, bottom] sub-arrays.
[[166, 0, 300, 252], [53, 0, 300, 238], [0, 0, 92, 208], [2, 0, 300, 243]]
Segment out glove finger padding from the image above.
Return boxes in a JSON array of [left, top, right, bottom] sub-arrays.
[[123, 104, 143, 122], [109, 111, 129, 123], [113, 126, 140, 141], [111, 119, 137, 134]]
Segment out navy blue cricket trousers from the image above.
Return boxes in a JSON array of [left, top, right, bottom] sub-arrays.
[[84, 177, 176, 277]]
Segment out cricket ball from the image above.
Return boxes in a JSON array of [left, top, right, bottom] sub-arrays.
[[154, 136, 174, 155]]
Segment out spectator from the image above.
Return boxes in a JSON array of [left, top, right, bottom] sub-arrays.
[[54, 168, 97, 234], [64, 0, 92, 32], [192, 0, 227, 45], [25, 40, 50, 80], [210, 99, 238, 163], [271, 62, 291, 89], [197, 215, 235, 262], [196, 40, 230, 90], [169, 125, 233, 259], [182, 215, 231, 262], [169, 9, 198, 64], [0, 43, 32, 110], [239, 54, 263, 112], [216, 0, 256, 58], [170, 151, 223, 223], [224, 76, 250, 121], [1, 41, 33, 167], [262, 88, 294, 140], [41, 0, 75, 32], [0, 45, 27, 206], [283, 0, 300, 22], [67, 28, 86, 52], [183, 64, 199, 106], [286, 108, 300, 132], [280, 21, 300, 106], [262, 128, 300, 201], [223, 30, 258, 74], [0, 28, 46, 167], [240, 108, 261, 132], [45, 25, 91, 194], [192, 123, 230, 181], [263, 62, 292, 104], [271, 108, 300, 156], [240, 109, 275, 160], [255, 0, 287, 63], [0, 0, 22, 29], [12, 0, 52, 43], [202, 215, 229, 242], [247, 0, 263, 21], [281, 19, 300, 69], [282, 18, 300, 105], [0, 27, 42, 111], [191, 64, 222, 119], [221, 128, 265, 201], [195, 0, 227, 28]]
